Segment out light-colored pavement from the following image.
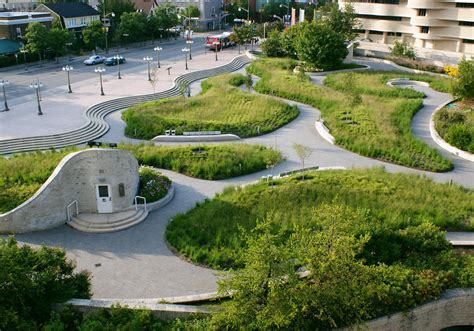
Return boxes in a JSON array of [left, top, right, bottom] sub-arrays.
[[7, 55, 474, 299]]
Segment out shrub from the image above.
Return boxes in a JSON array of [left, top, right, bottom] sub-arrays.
[[435, 102, 474, 153], [451, 58, 474, 100], [261, 29, 285, 57], [0, 238, 91, 330], [445, 124, 473, 153], [138, 166, 171, 203], [390, 40, 416, 59]]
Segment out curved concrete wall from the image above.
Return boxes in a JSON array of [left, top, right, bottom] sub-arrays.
[[345, 288, 474, 331], [0, 149, 139, 234]]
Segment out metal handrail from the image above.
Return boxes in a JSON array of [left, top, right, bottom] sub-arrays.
[[66, 200, 79, 222], [134, 196, 147, 213]]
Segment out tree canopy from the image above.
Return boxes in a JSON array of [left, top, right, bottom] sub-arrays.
[[82, 20, 105, 50]]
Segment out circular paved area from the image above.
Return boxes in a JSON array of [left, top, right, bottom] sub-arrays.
[[9, 56, 474, 299]]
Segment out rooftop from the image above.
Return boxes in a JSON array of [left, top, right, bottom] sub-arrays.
[[41, 2, 100, 18]]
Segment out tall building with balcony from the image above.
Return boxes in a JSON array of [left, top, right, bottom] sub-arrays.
[[338, 0, 474, 56]]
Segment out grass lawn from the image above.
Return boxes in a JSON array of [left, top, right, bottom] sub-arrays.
[[122, 73, 299, 139], [0, 144, 282, 213], [166, 168, 474, 269], [247, 58, 453, 172], [434, 100, 474, 153]]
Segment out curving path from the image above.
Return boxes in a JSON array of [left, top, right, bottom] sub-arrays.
[[9, 57, 474, 299]]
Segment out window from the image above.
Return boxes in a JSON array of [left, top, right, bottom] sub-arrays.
[[459, 21, 474, 26], [463, 39, 474, 44], [418, 9, 427, 16], [388, 32, 402, 37], [421, 26, 429, 33], [357, 14, 402, 21], [456, 3, 474, 8], [369, 30, 384, 35]]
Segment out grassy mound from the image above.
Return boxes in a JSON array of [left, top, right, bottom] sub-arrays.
[[247, 58, 453, 172], [122, 73, 299, 139], [434, 101, 474, 153], [166, 168, 474, 269], [0, 144, 282, 213]]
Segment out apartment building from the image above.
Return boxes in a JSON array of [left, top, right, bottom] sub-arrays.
[[338, 0, 474, 56]]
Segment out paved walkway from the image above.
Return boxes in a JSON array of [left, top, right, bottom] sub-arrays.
[[8, 56, 474, 299]]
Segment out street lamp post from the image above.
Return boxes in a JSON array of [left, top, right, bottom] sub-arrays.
[[238, 6, 249, 21], [181, 48, 189, 70], [62, 65, 73, 93], [213, 41, 219, 61], [30, 80, 43, 115], [102, 12, 115, 54], [143, 56, 153, 81], [280, 4, 290, 24], [186, 39, 193, 60], [114, 55, 123, 79], [0, 80, 10, 111], [20, 48, 28, 71], [154, 46, 162, 68], [95, 66, 106, 96]]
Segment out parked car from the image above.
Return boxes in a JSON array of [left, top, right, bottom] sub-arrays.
[[83, 55, 105, 65], [104, 56, 126, 66]]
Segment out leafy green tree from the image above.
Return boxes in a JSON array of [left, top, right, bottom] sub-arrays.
[[47, 28, 71, 62], [451, 58, 474, 100], [259, 2, 286, 22], [0, 237, 91, 330], [261, 29, 284, 57], [117, 12, 147, 42], [98, 0, 135, 25], [25, 22, 49, 63], [280, 24, 301, 59], [180, 5, 200, 19], [82, 20, 105, 50], [293, 143, 312, 178], [294, 22, 348, 70], [152, 4, 179, 38], [321, 2, 359, 41]]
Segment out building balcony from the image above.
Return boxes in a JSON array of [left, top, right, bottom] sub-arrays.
[[410, 16, 449, 26], [359, 19, 414, 34]]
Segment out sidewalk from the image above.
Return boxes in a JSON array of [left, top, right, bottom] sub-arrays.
[[0, 47, 244, 140]]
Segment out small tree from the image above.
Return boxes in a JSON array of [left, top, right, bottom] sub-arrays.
[[82, 20, 105, 51], [390, 40, 416, 59], [294, 22, 348, 70], [451, 58, 474, 100], [117, 12, 146, 43], [245, 72, 252, 92], [293, 143, 312, 179], [25, 22, 48, 64], [149, 66, 159, 93], [47, 28, 71, 63], [321, 2, 359, 41], [261, 29, 284, 57]]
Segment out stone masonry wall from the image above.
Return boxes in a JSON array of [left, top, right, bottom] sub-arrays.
[[0, 149, 139, 234]]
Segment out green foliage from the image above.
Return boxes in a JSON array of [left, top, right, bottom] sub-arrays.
[[209, 210, 470, 329], [82, 20, 105, 50], [166, 168, 474, 269], [435, 103, 474, 153], [247, 58, 453, 171], [151, 4, 179, 35], [0, 238, 91, 330], [0, 149, 74, 213], [261, 29, 285, 57], [117, 12, 147, 42], [47, 28, 71, 60], [451, 58, 474, 100], [122, 73, 298, 139], [180, 5, 200, 20], [24, 22, 48, 59], [138, 166, 171, 203], [294, 22, 348, 70], [121, 143, 283, 180], [390, 40, 417, 59], [321, 2, 359, 40], [98, 0, 136, 26]]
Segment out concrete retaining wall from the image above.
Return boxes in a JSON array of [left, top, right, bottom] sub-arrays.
[[430, 101, 474, 163], [0, 149, 139, 234], [152, 134, 240, 142], [315, 120, 335, 145], [345, 288, 474, 331]]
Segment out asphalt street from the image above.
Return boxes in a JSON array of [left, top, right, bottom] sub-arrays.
[[0, 35, 207, 102]]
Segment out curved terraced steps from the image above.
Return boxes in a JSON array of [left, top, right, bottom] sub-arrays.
[[68, 209, 148, 233], [0, 55, 252, 155]]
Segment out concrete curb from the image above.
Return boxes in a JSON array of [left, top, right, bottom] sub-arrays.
[[386, 77, 430, 88], [146, 184, 175, 212], [314, 120, 335, 145], [308, 64, 370, 76], [355, 56, 449, 77], [152, 134, 241, 142], [429, 100, 474, 163]]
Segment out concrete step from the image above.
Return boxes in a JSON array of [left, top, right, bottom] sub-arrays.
[[68, 208, 148, 233]]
